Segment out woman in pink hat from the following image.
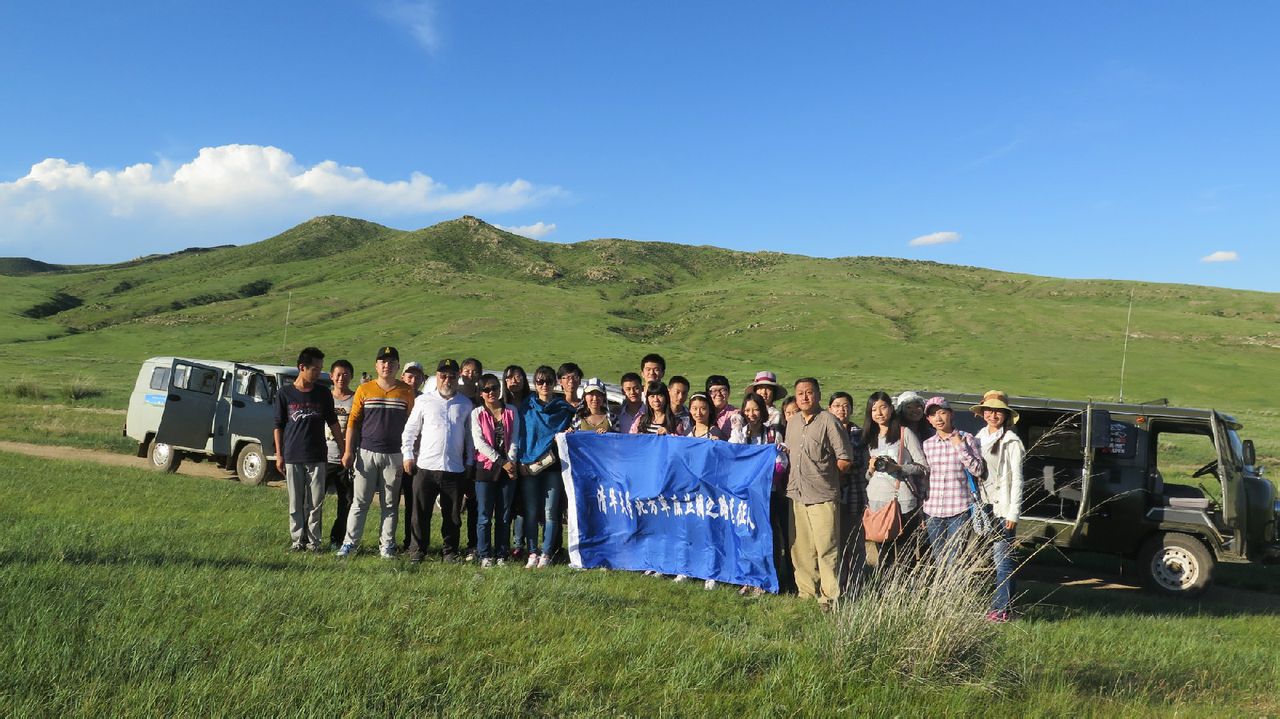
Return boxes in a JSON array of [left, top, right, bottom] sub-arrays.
[[746, 371, 786, 428]]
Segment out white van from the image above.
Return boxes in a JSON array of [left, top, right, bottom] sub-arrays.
[[125, 357, 328, 485]]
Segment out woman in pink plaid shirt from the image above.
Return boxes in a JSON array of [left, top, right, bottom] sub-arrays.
[[920, 396, 986, 565]]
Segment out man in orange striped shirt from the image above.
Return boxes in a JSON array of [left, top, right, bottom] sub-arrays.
[[336, 346, 416, 559]]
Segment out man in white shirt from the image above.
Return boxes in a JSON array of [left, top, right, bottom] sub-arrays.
[[401, 359, 474, 563]]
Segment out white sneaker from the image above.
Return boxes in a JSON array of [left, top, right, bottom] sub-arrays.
[[495, 557, 507, 567], [525, 553, 540, 569], [672, 574, 687, 583], [703, 579, 717, 591], [480, 558, 494, 568], [336, 542, 356, 558], [379, 545, 396, 560], [536, 554, 551, 569]]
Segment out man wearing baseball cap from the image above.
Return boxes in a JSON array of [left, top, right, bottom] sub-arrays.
[[920, 396, 986, 564], [336, 346, 416, 559], [401, 358, 474, 562]]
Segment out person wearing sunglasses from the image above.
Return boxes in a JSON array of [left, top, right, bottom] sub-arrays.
[[470, 378, 521, 567], [516, 365, 577, 568]]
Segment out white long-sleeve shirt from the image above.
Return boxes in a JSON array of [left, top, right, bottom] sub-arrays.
[[401, 390, 474, 473]]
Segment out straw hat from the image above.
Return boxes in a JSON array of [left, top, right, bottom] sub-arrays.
[[970, 390, 1020, 425]]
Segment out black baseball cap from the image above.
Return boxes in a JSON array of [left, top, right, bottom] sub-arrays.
[[436, 358, 460, 375], [376, 346, 399, 361]]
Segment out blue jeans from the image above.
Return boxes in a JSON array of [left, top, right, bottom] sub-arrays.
[[925, 513, 971, 566], [992, 524, 1016, 612], [475, 478, 516, 559], [521, 467, 562, 557]]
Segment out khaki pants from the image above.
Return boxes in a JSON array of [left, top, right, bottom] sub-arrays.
[[790, 500, 842, 606]]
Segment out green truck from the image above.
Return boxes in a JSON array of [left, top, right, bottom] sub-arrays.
[[930, 392, 1276, 596]]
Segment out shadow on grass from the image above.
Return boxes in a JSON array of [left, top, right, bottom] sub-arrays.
[[1016, 560, 1280, 619], [0, 548, 314, 573]]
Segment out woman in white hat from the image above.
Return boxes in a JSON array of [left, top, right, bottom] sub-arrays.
[[972, 390, 1024, 622], [745, 371, 786, 428]]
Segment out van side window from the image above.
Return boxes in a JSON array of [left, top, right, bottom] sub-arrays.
[[174, 363, 219, 395], [149, 367, 171, 391]]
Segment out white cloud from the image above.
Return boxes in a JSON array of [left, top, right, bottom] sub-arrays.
[[1201, 250, 1239, 263], [377, 0, 440, 54], [0, 144, 565, 262], [908, 231, 961, 247], [495, 222, 557, 239]]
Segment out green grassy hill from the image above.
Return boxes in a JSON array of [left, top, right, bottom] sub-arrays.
[[1, 214, 1277, 460]]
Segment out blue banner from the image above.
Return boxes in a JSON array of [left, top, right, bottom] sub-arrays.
[[558, 432, 779, 593]]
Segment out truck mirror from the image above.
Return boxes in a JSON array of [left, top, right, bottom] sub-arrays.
[[1083, 409, 1111, 448], [1243, 439, 1256, 467]]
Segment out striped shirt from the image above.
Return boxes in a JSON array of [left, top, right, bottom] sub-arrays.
[[921, 430, 986, 518], [348, 379, 416, 454]]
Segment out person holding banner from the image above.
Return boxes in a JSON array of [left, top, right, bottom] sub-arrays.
[[685, 393, 723, 440], [572, 378, 617, 433], [517, 365, 577, 569], [730, 392, 789, 595], [630, 381, 680, 435], [783, 377, 854, 611]]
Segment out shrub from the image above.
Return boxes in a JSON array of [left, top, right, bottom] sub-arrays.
[[66, 378, 103, 401], [11, 378, 46, 400]]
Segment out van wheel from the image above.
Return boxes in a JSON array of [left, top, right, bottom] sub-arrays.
[[148, 440, 180, 473], [1138, 533, 1214, 596], [236, 443, 270, 486]]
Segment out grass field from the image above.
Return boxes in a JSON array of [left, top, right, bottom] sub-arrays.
[[2, 452, 1279, 717]]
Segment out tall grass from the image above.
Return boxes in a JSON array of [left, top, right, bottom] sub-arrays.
[[833, 534, 1005, 684]]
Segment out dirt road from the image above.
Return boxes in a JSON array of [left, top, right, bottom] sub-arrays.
[[0, 441, 235, 480]]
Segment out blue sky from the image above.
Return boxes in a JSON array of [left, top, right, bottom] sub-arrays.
[[1, 2, 1276, 291]]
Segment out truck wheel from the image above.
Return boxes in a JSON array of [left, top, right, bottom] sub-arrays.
[[236, 443, 270, 486], [1137, 533, 1214, 597], [148, 440, 180, 473]]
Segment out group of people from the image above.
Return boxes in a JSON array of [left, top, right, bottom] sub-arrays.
[[272, 347, 1024, 621]]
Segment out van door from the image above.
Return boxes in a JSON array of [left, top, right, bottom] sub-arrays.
[[156, 360, 224, 450], [1068, 403, 1098, 543], [228, 365, 278, 454], [1212, 412, 1246, 557]]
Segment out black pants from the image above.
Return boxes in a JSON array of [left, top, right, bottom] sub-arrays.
[[410, 469, 464, 557], [770, 490, 797, 594], [400, 471, 415, 550], [462, 465, 478, 551], [326, 462, 353, 547]]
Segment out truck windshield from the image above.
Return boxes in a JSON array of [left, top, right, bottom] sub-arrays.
[[1226, 428, 1245, 468]]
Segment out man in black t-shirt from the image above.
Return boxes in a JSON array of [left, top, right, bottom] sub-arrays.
[[274, 347, 343, 552]]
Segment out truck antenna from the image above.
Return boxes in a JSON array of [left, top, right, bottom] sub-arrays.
[[281, 291, 293, 363], [1118, 288, 1135, 403]]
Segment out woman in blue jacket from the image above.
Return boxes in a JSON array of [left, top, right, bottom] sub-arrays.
[[517, 365, 577, 569]]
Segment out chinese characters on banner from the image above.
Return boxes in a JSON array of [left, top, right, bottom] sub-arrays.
[[557, 432, 778, 592]]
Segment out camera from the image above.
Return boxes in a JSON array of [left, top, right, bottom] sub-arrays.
[[873, 455, 895, 473]]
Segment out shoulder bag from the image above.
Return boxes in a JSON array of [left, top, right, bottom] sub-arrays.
[[862, 438, 907, 543]]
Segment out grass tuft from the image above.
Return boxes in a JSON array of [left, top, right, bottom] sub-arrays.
[[10, 378, 45, 400], [65, 377, 103, 401], [833, 535, 1005, 685]]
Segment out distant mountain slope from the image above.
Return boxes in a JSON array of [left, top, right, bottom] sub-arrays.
[[0, 215, 1276, 452], [0, 257, 67, 276]]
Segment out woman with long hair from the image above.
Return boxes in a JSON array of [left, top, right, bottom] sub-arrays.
[[516, 365, 577, 569], [685, 393, 722, 440], [631, 381, 679, 434], [730, 392, 791, 595], [972, 390, 1025, 622], [503, 365, 531, 559], [861, 391, 929, 571]]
